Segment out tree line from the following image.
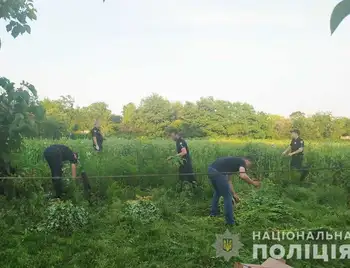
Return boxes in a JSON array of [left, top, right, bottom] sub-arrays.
[[30, 92, 350, 141]]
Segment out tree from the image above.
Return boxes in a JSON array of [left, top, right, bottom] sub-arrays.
[[132, 94, 174, 136], [330, 0, 350, 35], [111, 114, 122, 123], [0, 77, 41, 173], [41, 97, 74, 134]]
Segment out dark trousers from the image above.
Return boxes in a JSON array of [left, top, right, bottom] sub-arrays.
[[179, 163, 196, 183], [43, 150, 64, 198], [208, 166, 234, 225], [291, 155, 309, 180]]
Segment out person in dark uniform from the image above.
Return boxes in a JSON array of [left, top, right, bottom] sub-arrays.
[[92, 119, 103, 152], [282, 129, 309, 180], [43, 144, 78, 199], [168, 130, 197, 186], [208, 156, 261, 225]]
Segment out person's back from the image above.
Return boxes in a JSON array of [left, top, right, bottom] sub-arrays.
[[211, 156, 246, 174], [45, 144, 74, 162]]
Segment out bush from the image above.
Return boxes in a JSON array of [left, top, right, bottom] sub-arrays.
[[35, 200, 89, 235], [124, 196, 160, 224]]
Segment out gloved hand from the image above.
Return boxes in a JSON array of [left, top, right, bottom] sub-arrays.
[[95, 144, 100, 151]]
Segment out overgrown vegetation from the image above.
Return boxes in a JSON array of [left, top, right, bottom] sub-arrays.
[[0, 138, 349, 267], [1, 1, 349, 266]]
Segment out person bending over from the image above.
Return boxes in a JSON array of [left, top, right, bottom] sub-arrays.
[[43, 144, 78, 199], [208, 156, 260, 225]]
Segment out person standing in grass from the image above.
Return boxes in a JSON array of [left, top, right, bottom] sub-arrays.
[[282, 129, 309, 180], [168, 129, 197, 187], [208, 156, 261, 225], [92, 119, 103, 152], [43, 144, 79, 199]]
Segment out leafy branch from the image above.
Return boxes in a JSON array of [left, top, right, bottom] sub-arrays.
[[0, 0, 37, 48]]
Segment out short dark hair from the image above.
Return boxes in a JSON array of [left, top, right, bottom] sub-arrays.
[[291, 129, 300, 135]]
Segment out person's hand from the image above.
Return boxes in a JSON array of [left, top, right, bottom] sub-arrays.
[[288, 153, 293, 156], [252, 180, 261, 188], [95, 145, 100, 151], [281, 151, 286, 156], [233, 193, 240, 203]]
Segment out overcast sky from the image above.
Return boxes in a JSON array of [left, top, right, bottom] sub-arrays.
[[1, 0, 349, 116]]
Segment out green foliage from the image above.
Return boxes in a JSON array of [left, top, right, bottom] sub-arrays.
[[41, 96, 118, 136], [168, 154, 186, 167], [330, 0, 350, 35], [35, 200, 89, 236], [124, 197, 160, 224], [0, 0, 37, 48], [0, 77, 41, 172], [1, 138, 350, 267], [37, 93, 350, 140]]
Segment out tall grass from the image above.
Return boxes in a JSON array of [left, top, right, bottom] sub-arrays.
[[1, 137, 350, 268]]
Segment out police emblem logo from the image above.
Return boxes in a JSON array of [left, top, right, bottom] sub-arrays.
[[212, 229, 244, 261], [223, 238, 233, 252]]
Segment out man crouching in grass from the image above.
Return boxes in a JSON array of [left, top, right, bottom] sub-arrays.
[[208, 156, 261, 225]]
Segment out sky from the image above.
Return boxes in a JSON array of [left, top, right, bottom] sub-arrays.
[[0, 0, 350, 117]]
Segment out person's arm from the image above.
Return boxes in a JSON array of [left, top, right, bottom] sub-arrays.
[[93, 136, 98, 146], [92, 129, 100, 150], [177, 147, 187, 157], [282, 145, 291, 155], [71, 163, 77, 178], [289, 140, 304, 155], [227, 175, 240, 202], [239, 166, 260, 187], [227, 176, 235, 195], [175, 141, 188, 157], [289, 147, 303, 155]]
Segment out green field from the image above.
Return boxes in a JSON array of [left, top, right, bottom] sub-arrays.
[[1, 138, 350, 268]]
